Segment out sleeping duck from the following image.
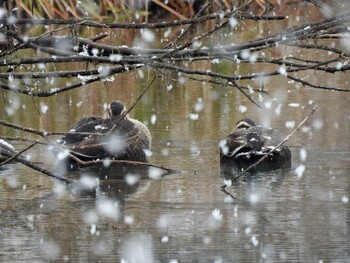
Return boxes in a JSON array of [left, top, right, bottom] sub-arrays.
[[54, 100, 151, 165], [220, 118, 291, 172]]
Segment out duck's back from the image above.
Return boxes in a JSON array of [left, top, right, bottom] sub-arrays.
[[57, 116, 104, 145], [102, 117, 151, 161], [220, 126, 291, 172], [56, 116, 151, 162]]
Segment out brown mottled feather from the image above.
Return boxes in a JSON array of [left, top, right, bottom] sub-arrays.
[[220, 119, 291, 172], [54, 101, 151, 164]]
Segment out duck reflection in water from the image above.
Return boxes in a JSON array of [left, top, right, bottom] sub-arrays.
[[220, 118, 291, 175], [64, 164, 150, 200], [53, 100, 152, 171]]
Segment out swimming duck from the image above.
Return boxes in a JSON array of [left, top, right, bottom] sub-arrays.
[[220, 118, 291, 172], [54, 101, 151, 165]]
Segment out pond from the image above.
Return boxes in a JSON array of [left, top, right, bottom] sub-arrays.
[[1, 3, 350, 263]]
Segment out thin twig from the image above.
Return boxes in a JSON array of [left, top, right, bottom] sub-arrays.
[[220, 184, 236, 199], [0, 65, 136, 97], [164, 0, 214, 49], [107, 75, 158, 132], [0, 120, 109, 137], [0, 119, 48, 136], [163, 19, 231, 59], [0, 147, 74, 183], [121, 75, 158, 120], [231, 79, 261, 108], [0, 136, 48, 145], [76, 159, 181, 174], [0, 142, 38, 166], [287, 75, 350, 92]]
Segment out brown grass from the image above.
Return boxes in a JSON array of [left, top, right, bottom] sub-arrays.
[[4, 0, 303, 21]]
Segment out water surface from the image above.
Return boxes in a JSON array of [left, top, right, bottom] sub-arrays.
[[1, 4, 350, 263]]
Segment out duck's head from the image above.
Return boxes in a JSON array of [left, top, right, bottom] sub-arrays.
[[107, 101, 127, 118], [235, 118, 256, 130]]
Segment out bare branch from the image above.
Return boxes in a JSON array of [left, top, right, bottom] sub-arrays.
[[0, 12, 285, 29], [0, 145, 74, 183], [287, 75, 350, 92]]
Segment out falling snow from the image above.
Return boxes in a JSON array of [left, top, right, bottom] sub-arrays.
[[124, 173, 140, 186], [96, 198, 119, 220], [251, 235, 259, 247], [312, 119, 324, 130], [148, 167, 163, 180], [164, 28, 171, 38], [189, 113, 199, 120], [212, 208, 223, 221], [91, 48, 99, 56], [238, 105, 247, 113], [144, 149, 153, 157], [40, 102, 49, 114], [40, 240, 60, 260], [124, 215, 134, 225], [1, 5, 349, 263], [300, 148, 307, 161], [120, 234, 154, 263], [103, 134, 127, 155], [161, 236, 169, 243], [248, 193, 259, 204], [285, 120, 296, 129], [341, 196, 349, 204], [278, 65, 287, 76], [52, 182, 66, 196], [151, 114, 157, 125], [219, 140, 229, 155], [194, 99, 204, 112], [223, 179, 232, 187], [90, 224, 97, 235], [275, 104, 282, 115], [166, 84, 173, 91], [192, 40, 202, 48], [229, 17, 238, 28], [0, 8, 6, 18], [141, 29, 155, 43], [158, 214, 169, 230], [295, 164, 306, 178], [288, 103, 300, 108], [240, 50, 250, 59], [79, 175, 99, 190], [109, 54, 123, 62]]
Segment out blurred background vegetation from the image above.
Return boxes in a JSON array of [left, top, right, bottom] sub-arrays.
[[2, 0, 313, 21]]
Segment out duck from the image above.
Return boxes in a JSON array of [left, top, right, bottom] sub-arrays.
[[219, 118, 291, 172], [54, 100, 151, 165]]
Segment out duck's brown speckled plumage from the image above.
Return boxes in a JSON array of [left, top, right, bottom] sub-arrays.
[[220, 118, 291, 172], [54, 101, 151, 165]]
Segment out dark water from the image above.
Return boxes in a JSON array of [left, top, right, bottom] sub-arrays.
[[1, 4, 350, 263]]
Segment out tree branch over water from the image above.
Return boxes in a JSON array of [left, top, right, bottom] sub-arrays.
[[0, 3, 349, 192], [0, 12, 285, 29], [1, 9, 349, 101]]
